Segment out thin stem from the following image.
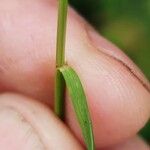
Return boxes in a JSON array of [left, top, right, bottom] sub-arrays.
[[56, 0, 68, 67], [55, 0, 68, 118]]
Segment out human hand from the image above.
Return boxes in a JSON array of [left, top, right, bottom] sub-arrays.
[[0, 0, 150, 149]]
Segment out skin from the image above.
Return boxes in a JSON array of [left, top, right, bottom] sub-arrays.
[[0, 0, 150, 149]]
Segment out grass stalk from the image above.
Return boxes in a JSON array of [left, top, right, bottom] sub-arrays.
[[55, 0, 68, 119]]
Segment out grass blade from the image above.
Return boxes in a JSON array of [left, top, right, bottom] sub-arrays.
[[54, 1, 95, 149], [59, 66, 95, 150]]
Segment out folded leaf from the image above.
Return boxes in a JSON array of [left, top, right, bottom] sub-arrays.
[[58, 66, 95, 150]]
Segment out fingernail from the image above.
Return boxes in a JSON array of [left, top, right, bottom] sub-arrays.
[[0, 106, 45, 150]]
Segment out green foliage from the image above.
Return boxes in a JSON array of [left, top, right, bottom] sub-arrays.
[[55, 1, 95, 149], [59, 66, 95, 150]]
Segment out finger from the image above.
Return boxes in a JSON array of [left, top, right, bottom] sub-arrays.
[[0, 0, 150, 149], [101, 136, 150, 150], [0, 93, 83, 150]]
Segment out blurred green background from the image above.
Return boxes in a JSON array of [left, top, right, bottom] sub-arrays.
[[70, 0, 150, 143]]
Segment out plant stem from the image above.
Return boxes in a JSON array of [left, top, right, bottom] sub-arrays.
[[55, 0, 68, 119], [56, 0, 68, 67]]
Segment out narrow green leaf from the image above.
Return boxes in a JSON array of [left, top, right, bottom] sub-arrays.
[[58, 66, 95, 150], [54, 0, 95, 149]]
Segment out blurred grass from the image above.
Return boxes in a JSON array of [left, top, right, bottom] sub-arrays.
[[70, 0, 150, 143]]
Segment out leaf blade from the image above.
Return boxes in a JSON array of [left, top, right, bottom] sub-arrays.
[[59, 66, 95, 150]]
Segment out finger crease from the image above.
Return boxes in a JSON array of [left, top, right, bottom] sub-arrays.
[[99, 50, 150, 93]]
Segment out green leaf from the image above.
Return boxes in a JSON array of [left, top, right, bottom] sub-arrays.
[[58, 65, 95, 150], [54, 1, 95, 149]]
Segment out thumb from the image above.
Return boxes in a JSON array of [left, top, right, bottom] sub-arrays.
[[0, 93, 83, 150]]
